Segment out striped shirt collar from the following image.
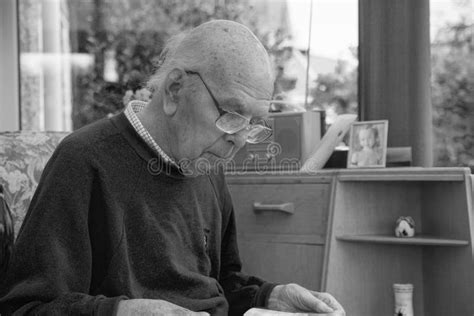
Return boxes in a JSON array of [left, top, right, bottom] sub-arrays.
[[124, 100, 177, 167]]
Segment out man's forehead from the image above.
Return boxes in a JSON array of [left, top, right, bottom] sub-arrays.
[[201, 69, 274, 115], [199, 57, 274, 97], [211, 86, 272, 118], [240, 99, 272, 118]]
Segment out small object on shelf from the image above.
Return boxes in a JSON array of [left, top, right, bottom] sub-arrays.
[[323, 147, 348, 169], [347, 120, 389, 168], [395, 216, 415, 237], [393, 283, 414, 316], [386, 147, 412, 167], [301, 114, 357, 172]]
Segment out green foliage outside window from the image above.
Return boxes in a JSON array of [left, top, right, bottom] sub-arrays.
[[68, 0, 291, 129], [431, 2, 473, 169], [48, 0, 472, 168], [309, 48, 358, 129]]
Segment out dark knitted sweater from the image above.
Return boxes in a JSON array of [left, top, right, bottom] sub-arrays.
[[0, 113, 275, 315]]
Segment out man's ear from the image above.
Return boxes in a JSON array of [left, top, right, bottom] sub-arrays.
[[163, 68, 186, 116]]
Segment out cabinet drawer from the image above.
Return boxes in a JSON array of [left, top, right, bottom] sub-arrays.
[[228, 183, 331, 237], [238, 238, 324, 290]]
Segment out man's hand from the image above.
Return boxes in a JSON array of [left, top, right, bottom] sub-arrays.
[[267, 284, 345, 316], [116, 299, 210, 316]]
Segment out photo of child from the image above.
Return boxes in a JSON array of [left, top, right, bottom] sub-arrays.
[[347, 120, 388, 168]]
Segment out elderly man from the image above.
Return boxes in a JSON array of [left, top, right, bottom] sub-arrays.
[[0, 20, 344, 316]]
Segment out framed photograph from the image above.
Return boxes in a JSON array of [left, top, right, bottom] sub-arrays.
[[347, 120, 388, 168]]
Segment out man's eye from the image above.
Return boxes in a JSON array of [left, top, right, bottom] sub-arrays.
[[249, 117, 264, 125]]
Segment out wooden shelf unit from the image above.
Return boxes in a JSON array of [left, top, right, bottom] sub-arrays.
[[226, 168, 474, 316], [322, 167, 474, 316]]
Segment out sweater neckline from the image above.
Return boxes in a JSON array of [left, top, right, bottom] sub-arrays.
[[109, 112, 187, 179]]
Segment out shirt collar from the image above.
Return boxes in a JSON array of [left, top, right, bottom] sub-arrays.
[[124, 100, 178, 167]]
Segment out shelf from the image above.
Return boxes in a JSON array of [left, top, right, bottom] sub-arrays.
[[336, 167, 469, 182], [336, 234, 469, 246]]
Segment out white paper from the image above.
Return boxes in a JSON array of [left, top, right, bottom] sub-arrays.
[[300, 114, 357, 172], [244, 308, 321, 316]]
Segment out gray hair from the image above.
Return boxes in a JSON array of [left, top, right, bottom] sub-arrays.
[[146, 31, 189, 93]]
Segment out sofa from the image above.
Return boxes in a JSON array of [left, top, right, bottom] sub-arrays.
[[0, 131, 69, 237]]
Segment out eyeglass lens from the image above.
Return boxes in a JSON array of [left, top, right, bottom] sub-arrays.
[[187, 70, 272, 144], [216, 113, 272, 143]]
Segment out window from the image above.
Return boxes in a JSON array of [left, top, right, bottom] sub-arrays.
[[17, 0, 358, 131], [430, 0, 473, 168], [12, 0, 473, 168], [307, 0, 358, 127]]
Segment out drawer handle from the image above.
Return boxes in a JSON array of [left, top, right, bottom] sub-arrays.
[[253, 202, 294, 215]]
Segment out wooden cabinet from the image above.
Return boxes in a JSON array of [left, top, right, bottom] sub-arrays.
[[227, 173, 335, 290], [226, 168, 474, 316], [324, 167, 474, 316]]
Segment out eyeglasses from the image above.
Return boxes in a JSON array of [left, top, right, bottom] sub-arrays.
[[186, 71, 273, 144]]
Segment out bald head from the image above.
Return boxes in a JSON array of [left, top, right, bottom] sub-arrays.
[[148, 20, 274, 114]]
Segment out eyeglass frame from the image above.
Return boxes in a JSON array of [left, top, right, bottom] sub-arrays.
[[185, 70, 273, 143]]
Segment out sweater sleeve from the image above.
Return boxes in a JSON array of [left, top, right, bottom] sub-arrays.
[[0, 140, 126, 315], [215, 174, 277, 316]]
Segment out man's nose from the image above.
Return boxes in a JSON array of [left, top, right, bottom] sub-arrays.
[[223, 128, 248, 149]]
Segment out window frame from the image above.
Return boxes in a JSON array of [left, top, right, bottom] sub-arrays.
[[0, 0, 20, 131]]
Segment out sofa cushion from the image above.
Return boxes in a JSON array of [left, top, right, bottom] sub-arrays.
[[0, 131, 68, 237]]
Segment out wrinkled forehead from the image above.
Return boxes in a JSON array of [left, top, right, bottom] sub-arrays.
[[204, 76, 273, 118]]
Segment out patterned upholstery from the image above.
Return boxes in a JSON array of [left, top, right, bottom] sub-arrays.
[[1, 184, 14, 275], [0, 131, 69, 237]]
